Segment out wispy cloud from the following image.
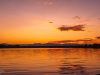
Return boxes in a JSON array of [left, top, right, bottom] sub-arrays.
[[76, 38, 92, 41], [79, 20, 90, 23], [73, 16, 81, 20], [51, 38, 92, 44], [58, 24, 85, 31], [48, 22, 53, 23], [43, 1, 54, 5], [51, 40, 75, 44], [98, 18, 100, 20], [73, 16, 90, 23]]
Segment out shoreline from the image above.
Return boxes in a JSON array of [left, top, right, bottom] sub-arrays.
[[0, 44, 100, 48]]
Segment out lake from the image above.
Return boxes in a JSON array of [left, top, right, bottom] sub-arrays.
[[0, 48, 100, 75]]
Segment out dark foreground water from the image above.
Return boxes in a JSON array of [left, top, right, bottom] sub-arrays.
[[0, 48, 100, 75]]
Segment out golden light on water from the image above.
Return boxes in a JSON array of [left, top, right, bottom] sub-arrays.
[[0, 48, 100, 75]]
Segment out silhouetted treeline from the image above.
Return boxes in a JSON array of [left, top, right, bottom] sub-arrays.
[[0, 44, 20, 48], [0, 43, 100, 48], [0, 44, 100, 48]]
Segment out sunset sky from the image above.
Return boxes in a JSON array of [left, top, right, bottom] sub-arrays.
[[0, 0, 100, 44]]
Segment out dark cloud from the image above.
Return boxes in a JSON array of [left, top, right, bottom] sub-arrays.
[[58, 25, 85, 31], [96, 36, 100, 39], [73, 16, 81, 19]]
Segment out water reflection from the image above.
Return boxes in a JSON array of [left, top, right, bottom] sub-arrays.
[[0, 48, 100, 75], [59, 59, 87, 75], [59, 64, 86, 74]]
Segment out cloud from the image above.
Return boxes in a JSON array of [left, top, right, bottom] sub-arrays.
[[57, 40, 75, 42], [76, 38, 92, 41], [49, 22, 53, 23], [96, 36, 100, 39], [51, 39, 92, 44], [73, 16, 81, 20], [58, 24, 85, 31], [79, 20, 90, 23], [98, 18, 100, 20], [51, 40, 76, 44], [73, 16, 90, 23], [43, 1, 54, 5]]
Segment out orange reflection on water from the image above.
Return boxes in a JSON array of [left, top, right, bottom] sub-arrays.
[[0, 48, 100, 75]]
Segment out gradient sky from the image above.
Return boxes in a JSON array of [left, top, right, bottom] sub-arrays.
[[0, 0, 100, 44]]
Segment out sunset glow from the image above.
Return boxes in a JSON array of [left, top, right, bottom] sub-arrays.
[[0, 0, 100, 44]]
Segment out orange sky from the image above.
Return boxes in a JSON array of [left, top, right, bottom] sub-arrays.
[[0, 0, 100, 44]]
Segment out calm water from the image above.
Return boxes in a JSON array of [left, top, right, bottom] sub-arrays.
[[0, 48, 100, 75]]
